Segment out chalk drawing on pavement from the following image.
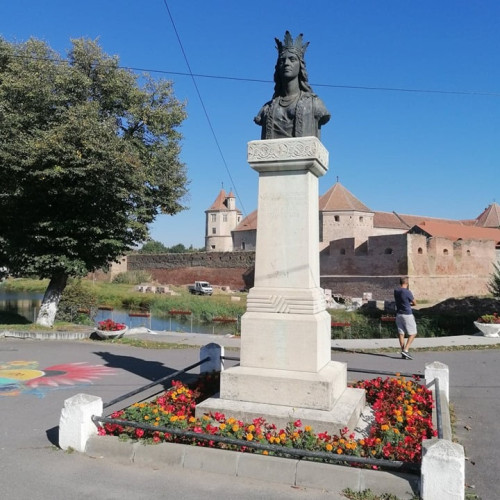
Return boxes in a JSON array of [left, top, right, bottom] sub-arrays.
[[0, 360, 117, 397]]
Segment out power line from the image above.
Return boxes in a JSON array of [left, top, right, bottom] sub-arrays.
[[9, 54, 500, 98], [124, 67, 500, 98], [161, 0, 247, 217]]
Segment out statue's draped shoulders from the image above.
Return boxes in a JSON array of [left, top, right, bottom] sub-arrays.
[[254, 92, 330, 140]]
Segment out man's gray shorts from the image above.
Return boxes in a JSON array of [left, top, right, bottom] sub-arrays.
[[396, 314, 417, 335]]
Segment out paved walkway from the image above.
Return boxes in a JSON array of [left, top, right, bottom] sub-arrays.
[[1, 329, 498, 499]]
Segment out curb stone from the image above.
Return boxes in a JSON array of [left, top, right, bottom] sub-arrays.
[[84, 436, 419, 499]]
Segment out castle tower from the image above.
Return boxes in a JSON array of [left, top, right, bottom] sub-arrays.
[[205, 189, 242, 252], [319, 182, 374, 249]]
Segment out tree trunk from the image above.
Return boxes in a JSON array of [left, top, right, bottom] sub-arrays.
[[36, 273, 68, 327]]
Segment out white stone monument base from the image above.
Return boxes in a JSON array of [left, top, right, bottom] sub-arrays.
[[220, 362, 346, 410], [196, 386, 365, 436], [240, 310, 332, 372]]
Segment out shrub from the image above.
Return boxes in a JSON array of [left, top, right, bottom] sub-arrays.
[[487, 261, 500, 298], [56, 279, 98, 324], [112, 270, 152, 285]]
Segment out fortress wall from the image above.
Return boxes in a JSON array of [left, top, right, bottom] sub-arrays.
[[126, 252, 255, 289]]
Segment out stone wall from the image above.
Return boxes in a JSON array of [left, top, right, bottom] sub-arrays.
[[320, 233, 497, 301], [126, 252, 255, 289]]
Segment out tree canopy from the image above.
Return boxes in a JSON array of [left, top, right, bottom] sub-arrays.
[[0, 37, 188, 325]]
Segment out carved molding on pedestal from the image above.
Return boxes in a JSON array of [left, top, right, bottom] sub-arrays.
[[247, 137, 328, 176], [246, 287, 326, 315]]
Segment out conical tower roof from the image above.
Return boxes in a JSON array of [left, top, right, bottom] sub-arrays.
[[475, 202, 500, 228], [207, 189, 227, 211], [319, 182, 372, 212]]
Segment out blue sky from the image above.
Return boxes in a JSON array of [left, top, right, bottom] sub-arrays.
[[2, 1, 500, 248]]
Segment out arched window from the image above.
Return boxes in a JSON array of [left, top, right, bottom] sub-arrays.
[[334, 215, 340, 222], [466, 249, 471, 256], [443, 248, 449, 255], [417, 247, 423, 254]]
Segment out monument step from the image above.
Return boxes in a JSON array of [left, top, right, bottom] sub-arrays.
[[196, 386, 366, 436]]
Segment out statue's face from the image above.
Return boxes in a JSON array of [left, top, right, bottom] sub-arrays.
[[278, 50, 300, 80]]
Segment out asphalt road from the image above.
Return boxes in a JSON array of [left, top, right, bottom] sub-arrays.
[[0, 337, 497, 499]]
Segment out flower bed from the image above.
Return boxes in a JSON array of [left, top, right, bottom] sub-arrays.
[[98, 372, 436, 465]]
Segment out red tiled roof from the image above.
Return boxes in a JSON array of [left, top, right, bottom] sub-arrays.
[[207, 189, 227, 210], [410, 220, 500, 242], [475, 202, 500, 228], [233, 210, 257, 232], [319, 182, 372, 212], [374, 212, 466, 230]]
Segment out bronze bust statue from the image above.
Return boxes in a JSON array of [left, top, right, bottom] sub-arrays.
[[254, 31, 330, 140]]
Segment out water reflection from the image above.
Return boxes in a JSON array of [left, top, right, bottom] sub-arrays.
[[0, 291, 236, 335]]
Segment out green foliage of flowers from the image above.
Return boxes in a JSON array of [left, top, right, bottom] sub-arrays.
[[476, 312, 500, 324], [99, 373, 436, 465]]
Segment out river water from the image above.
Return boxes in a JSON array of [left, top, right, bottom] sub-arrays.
[[0, 291, 237, 335]]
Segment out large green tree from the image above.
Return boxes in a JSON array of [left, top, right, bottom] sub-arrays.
[[0, 37, 188, 326]]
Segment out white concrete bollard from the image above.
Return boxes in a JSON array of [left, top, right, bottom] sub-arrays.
[[59, 393, 103, 452], [425, 361, 449, 402], [421, 439, 465, 500], [200, 343, 224, 373]]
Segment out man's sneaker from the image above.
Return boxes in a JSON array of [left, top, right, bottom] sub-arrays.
[[401, 351, 413, 360]]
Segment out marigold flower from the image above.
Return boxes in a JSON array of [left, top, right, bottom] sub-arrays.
[[304, 425, 312, 432], [246, 433, 254, 441], [325, 443, 333, 451], [232, 424, 239, 432]]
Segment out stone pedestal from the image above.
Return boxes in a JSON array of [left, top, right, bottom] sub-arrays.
[[196, 137, 364, 434]]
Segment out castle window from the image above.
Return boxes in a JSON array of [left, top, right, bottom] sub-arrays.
[[384, 248, 393, 255], [359, 216, 363, 222], [340, 248, 346, 255], [237, 216, 241, 222], [210, 213, 216, 222], [211, 245, 215, 250], [334, 215, 340, 222], [223, 214, 228, 222], [466, 250, 471, 256], [418, 247, 423, 254], [212, 227, 216, 234], [443, 248, 449, 255], [241, 242, 246, 250]]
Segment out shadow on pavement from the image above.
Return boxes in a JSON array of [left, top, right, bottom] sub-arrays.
[[94, 351, 177, 388], [46, 426, 59, 447]]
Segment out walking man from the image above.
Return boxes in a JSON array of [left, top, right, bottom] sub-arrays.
[[394, 277, 417, 360]]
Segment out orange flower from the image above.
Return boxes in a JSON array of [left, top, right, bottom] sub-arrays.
[[246, 433, 254, 441], [325, 443, 333, 451]]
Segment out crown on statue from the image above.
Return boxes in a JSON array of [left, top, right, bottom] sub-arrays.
[[275, 31, 309, 58]]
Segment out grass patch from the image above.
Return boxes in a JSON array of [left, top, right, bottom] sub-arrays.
[[342, 489, 419, 500]]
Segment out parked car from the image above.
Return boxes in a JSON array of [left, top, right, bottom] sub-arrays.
[[188, 281, 213, 295]]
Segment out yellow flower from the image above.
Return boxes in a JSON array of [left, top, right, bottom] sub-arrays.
[[219, 423, 226, 430], [336, 448, 343, 454], [189, 416, 196, 423], [325, 443, 333, 451], [247, 424, 255, 432], [304, 425, 312, 432], [246, 433, 254, 441], [381, 424, 389, 431], [144, 415, 150, 420], [170, 415, 178, 422], [263, 450, 269, 455], [232, 424, 239, 432], [227, 417, 236, 425]]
